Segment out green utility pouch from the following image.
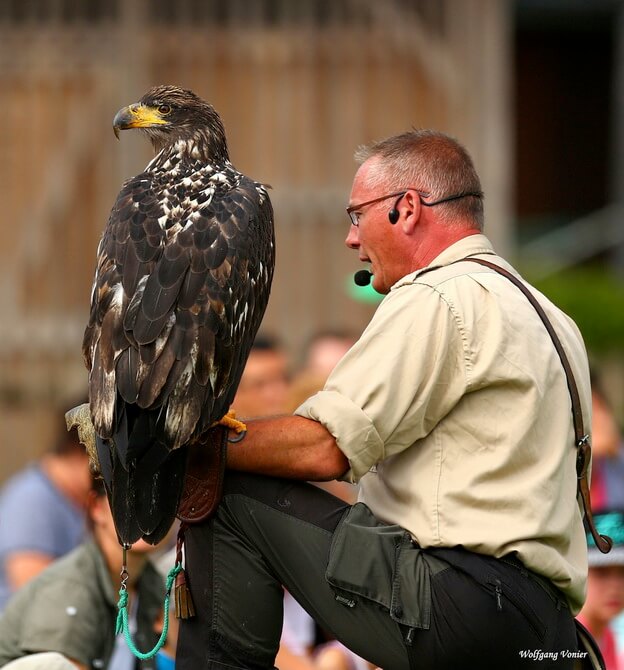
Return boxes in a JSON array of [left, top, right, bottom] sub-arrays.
[[325, 502, 444, 630]]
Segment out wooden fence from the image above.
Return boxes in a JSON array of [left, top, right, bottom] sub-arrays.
[[0, 0, 512, 476]]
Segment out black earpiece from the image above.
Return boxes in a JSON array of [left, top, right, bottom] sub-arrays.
[[388, 193, 405, 224]]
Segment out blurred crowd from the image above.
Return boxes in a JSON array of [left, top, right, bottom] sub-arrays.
[[0, 333, 623, 669], [577, 374, 624, 670], [0, 329, 370, 670]]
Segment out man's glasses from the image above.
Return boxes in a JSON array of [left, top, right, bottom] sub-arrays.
[[346, 190, 421, 227], [346, 188, 483, 227]]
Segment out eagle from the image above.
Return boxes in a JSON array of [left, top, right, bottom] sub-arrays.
[[82, 85, 275, 545]]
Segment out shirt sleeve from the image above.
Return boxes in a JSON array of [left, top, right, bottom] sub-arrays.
[[296, 282, 468, 482], [16, 578, 105, 666], [0, 472, 81, 558]]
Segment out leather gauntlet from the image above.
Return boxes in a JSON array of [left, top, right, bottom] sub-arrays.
[[177, 425, 228, 523]]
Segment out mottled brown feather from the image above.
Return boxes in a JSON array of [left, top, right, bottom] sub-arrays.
[[83, 85, 274, 543]]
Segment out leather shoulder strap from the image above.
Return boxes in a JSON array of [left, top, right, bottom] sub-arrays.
[[464, 257, 612, 554]]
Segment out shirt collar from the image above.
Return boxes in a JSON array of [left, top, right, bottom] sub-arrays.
[[393, 233, 495, 289]]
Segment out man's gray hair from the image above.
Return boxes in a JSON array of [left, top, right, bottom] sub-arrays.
[[354, 129, 484, 231]]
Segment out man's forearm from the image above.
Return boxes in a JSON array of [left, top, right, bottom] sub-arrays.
[[226, 415, 349, 481]]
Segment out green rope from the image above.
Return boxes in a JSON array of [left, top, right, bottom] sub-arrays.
[[116, 562, 183, 660]]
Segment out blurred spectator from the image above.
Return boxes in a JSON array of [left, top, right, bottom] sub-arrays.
[[577, 510, 624, 670], [277, 594, 376, 670], [278, 332, 370, 669], [153, 549, 179, 670], [290, 331, 358, 415], [233, 332, 373, 669], [233, 337, 309, 668], [276, 593, 317, 669], [590, 373, 624, 511], [288, 331, 359, 506], [0, 414, 91, 611], [299, 330, 358, 382], [314, 642, 377, 670], [0, 475, 164, 669], [233, 334, 290, 418]]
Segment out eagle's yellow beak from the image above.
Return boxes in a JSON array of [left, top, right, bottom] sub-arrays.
[[113, 104, 169, 139]]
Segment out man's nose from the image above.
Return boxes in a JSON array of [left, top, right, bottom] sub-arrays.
[[345, 225, 359, 249]]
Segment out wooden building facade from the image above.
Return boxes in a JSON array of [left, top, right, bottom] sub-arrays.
[[0, 0, 513, 474]]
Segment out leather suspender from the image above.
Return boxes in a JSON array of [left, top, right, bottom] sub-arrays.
[[464, 257, 612, 554]]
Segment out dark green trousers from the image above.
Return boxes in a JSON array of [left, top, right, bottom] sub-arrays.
[[177, 472, 577, 670]]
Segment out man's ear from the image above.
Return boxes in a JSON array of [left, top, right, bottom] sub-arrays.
[[401, 190, 421, 234], [88, 493, 107, 526]]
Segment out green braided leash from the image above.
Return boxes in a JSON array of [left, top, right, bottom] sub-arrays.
[[116, 562, 183, 660]]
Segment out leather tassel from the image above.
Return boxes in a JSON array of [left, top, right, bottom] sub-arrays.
[[174, 523, 195, 619], [175, 567, 196, 619]]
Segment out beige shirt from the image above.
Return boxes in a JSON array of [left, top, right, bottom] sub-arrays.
[[296, 233, 591, 613]]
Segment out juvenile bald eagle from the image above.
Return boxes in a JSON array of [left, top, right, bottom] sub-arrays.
[[83, 85, 274, 545]]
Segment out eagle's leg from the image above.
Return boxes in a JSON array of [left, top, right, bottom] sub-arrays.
[[213, 409, 247, 436], [67, 405, 248, 470]]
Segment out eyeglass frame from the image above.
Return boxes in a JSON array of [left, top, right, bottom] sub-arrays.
[[346, 188, 483, 227], [346, 190, 421, 227]]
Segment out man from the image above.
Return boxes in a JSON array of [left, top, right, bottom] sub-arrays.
[[298, 330, 358, 382], [0, 416, 91, 611], [577, 510, 624, 669], [233, 335, 291, 419], [177, 130, 591, 669], [0, 476, 164, 669]]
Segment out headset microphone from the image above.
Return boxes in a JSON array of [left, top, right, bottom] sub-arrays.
[[388, 192, 404, 224], [353, 270, 373, 286]]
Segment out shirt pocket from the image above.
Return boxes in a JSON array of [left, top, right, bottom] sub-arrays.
[[325, 502, 432, 630]]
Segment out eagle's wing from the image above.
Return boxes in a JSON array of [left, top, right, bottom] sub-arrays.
[[83, 167, 274, 543]]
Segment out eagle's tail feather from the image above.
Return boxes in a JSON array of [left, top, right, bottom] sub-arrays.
[[135, 447, 187, 544], [98, 404, 187, 546], [133, 440, 186, 542], [94, 434, 114, 490], [109, 449, 143, 545]]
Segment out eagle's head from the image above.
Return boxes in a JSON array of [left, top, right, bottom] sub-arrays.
[[112, 85, 229, 162]]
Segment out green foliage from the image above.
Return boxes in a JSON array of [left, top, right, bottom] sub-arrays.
[[525, 265, 624, 354], [344, 263, 624, 353]]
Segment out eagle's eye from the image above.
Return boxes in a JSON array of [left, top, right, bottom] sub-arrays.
[[158, 104, 172, 115]]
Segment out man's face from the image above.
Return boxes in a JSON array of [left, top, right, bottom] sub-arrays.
[[345, 159, 404, 294], [90, 494, 158, 556], [234, 349, 289, 417], [584, 565, 624, 625]]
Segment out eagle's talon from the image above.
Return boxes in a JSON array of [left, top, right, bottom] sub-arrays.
[[213, 410, 247, 435]]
